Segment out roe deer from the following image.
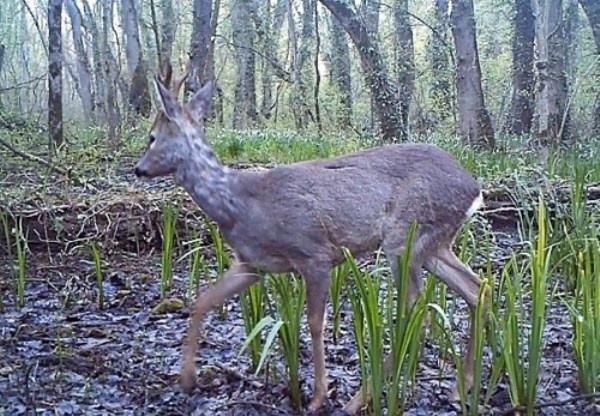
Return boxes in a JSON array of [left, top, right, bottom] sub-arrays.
[[133, 65, 488, 414]]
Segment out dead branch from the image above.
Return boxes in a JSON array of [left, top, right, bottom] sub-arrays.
[[0, 136, 69, 177]]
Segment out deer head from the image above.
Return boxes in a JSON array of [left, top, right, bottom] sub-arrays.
[[134, 64, 214, 178]]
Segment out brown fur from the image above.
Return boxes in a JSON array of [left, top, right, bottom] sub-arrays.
[[133, 71, 489, 414]]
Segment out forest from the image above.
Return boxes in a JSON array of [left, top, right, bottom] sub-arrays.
[[0, 0, 599, 415]]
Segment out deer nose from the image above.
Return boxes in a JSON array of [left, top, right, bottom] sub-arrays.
[[134, 166, 144, 177]]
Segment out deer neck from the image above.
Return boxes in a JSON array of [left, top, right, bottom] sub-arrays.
[[175, 138, 239, 228]]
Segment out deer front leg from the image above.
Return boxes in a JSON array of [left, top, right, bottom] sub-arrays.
[[180, 259, 258, 394], [303, 267, 331, 411]]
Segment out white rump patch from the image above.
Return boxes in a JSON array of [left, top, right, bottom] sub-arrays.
[[466, 192, 484, 218]]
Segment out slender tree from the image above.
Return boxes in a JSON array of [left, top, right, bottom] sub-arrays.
[[579, 0, 600, 137], [65, 0, 94, 123], [327, 14, 353, 128], [531, 0, 568, 148], [48, 0, 63, 153], [187, 0, 212, 94], [427, 0, 453, 121], [394, 0, 415, 140], [319, 0, 402, 141], [450, 0, 495, 148], [510, 0, 535, 135]]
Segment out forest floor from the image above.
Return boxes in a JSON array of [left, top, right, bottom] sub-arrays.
[[0, 150, 598, 416]]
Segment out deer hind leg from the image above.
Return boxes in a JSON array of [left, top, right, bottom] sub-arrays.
[[424, 246, 489, 401], [180, 259, 258, 394], [343, 243, 425, 415], [301, 265, 331, 411]]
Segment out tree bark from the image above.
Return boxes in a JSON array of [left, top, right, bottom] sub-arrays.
[[160, 0, 175, 69], [319, 0, 402, 142], [327, 15, 353, 128], [394, 0, 415, 140], [509, 0, 535, 135], [187, 0, 212, 94], [82, 0, 105, 123], [427, 0, 452, 122], [48, 0, 63, 153], [579, 0, 600, 137], [65, 0, 94, 123], [120, 0, 151, 117], [531, 0, 568, 148], [450, 0, 495, 148], [102, 0, 121, 147], [290, 0, 316, 129]]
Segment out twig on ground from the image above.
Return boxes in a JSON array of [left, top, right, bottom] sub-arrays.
[[0, 136, 69, 177], [499, 392, 600, 416]]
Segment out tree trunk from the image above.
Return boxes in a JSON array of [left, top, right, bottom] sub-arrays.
[[82, 0, 105, 123], [531, 0, 568, 148], [48, 0, 63, 154], [319, 0, 402, 142], [579, 0, 600, 137], [394, 0, 415, 140], [187, 0, 212, 94], [102, 0, 121, 147], [509, 0, 535, 135], [450, 0, 495, 148], [120, 0, 151, 118], [232, 0, 257, 128], [290, 0, 316, 129], [427, 0, 453, 123], [160, 0, 174, 69], [65, 0, 94, 123], [327, 15, 353, 128]]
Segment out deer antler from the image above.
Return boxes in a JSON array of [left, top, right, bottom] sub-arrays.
[[157, 60, 173, 89], [172, 60, 191, 101]]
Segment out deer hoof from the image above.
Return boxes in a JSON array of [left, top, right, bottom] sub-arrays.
[[179, 367, 198, 395]]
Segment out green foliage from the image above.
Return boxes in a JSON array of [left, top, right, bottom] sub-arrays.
[[159, 202, 178, 298], [90, 242, 104, 309], [270, 273, 307, 410], [500, 199, 552, 414], [565, 237, 600, 395], [330, 260, 350, 344], [239, 278, 268, 371]]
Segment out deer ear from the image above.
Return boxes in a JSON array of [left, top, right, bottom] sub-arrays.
[[153, 76, 181, 120], [185, 81, 214, 121]]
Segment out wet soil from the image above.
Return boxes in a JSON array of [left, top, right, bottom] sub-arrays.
[[1, 171, 598, 416]]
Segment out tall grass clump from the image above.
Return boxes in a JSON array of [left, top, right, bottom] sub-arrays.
[[501, 197, 552, 415], [159, 202, 178, 298], [239, 278, 269, 371], [566, 236, 600, 394], [89, 242, 105, 309], [206, 220, 230, 316], [330, 260, 350, 343], [14, 219, 28, 308], [344, 223, 436, 415], [270, 273, 306, 409], [384, 224, 434, 415]]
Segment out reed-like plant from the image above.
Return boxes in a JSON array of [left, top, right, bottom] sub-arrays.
[[565, 236, 600, 394], [329, 260, 350, 343], [239, 314, 283, 376], [345, 247, 385, 415], [15, 219, 27, 308], [90, 242, 105, 309], [206, 219, 230, 317], [385, 223, 431, 415], [270, 272, 306, 410], [501, 197, 551, 415], [240, 277, 268, 371], [160, 202, 178, 298]]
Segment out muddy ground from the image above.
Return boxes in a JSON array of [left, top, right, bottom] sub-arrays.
[[0, 168, 598, 416]]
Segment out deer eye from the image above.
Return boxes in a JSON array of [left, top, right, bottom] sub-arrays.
[[149, 134, 156, 145]]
